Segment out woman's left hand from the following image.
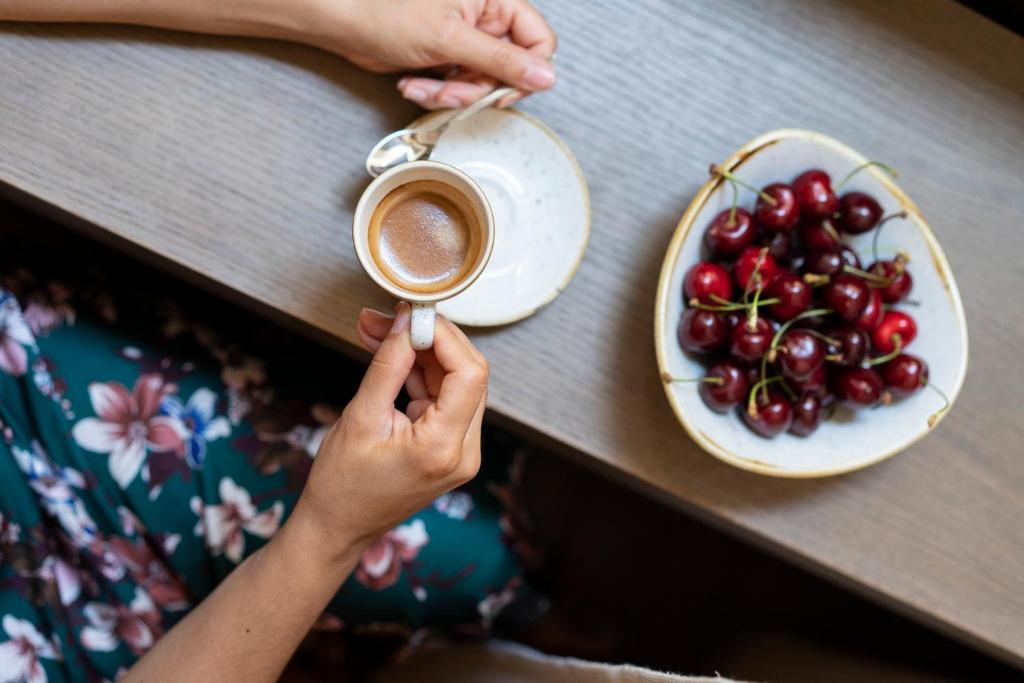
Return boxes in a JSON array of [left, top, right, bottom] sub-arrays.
[[310, 0, 557, 109]]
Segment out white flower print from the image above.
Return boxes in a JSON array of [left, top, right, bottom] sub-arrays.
[[0, 615, 61, 683], [432, 491, 474, 520], [0, 294, 36, 377], [192, 478, 283, 563], [71, 375, 186, 489], [80, 589, 160, 656], [11, 442, 97, 548]]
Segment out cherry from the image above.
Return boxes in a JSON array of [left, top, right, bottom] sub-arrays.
[[804, 250, 843, 276], [729, 316, 773, 363], [835, 367, 886, 408], [734, 247, 777, 292], [699, 361, 751, 413], [868, 259, 913, 303], [678, 308, 728, 354], [765, 272, 811, 321], [799, 218, 841, 252], [872, 311, 917, 354], [822, 274, 870, 321], [723, 310, 745, 333], [793, 169, 838, 219], [755, 183, 799, 233], [837, 192, 883, 234], [777, 330, 825, 381], [881, 354, 928, 397], [789, 363, 827, 397], [825, 326, 869, 366], [790, 392, 824, 437], [763, 231, 795, 266], [840, 246, 862, 270], [855, 288, 883, 332], [743, 390, 793, 438], [684, 262, 733, 305], [704, 208, 756, 258]]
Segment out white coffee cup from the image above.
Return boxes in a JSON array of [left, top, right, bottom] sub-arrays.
[[353, 160, 495, 350]]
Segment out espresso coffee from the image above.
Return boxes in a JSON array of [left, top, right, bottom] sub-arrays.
[[368, 180, 484, 294]]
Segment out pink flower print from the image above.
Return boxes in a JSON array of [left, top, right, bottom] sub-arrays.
[[192, 478, 283, 563], [0, 616, 61, 683], [355, 520, 429, 591], [71, 374, 186, 488], [80, 589, 161, 656], [0, 294, 35, 377]]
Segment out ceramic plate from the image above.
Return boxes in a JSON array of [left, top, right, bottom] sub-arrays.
[[407, 108, 590, 327], [654, 129, 969, 477]]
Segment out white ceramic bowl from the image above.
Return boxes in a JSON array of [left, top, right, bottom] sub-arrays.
[[654, 129, 969, 477]]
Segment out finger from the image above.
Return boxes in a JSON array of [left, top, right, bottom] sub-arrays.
[[444, 23, 555, 92], [396, 77, 445, 107], [351, 303, 415, 413], [426, 317, 489, 429], [406, 398, 432, 423], [483, 0, 558, 58], [358, 308, 394, 344], [404, 364, 430, 402], [437, 315, 488, 367]]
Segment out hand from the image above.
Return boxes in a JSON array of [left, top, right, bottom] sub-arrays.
[[289, 303, 488, 560], [313, 0, 557, 109]]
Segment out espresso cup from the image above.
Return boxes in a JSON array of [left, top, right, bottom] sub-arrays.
[[353, 161, 495, 350]]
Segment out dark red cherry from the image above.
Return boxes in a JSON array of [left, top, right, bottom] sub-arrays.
[[872, 311, 917, 354], [856, 288, 883, 332], [755, 183, 800, 233], [742, 390, 793, 438], [699, 361, 751, 413], [825, 326, 869, 366], [793, 169, 838, 219], [881, 354, 928, 397], [789, 392, 823, 437], [868, 260, 913, 303], [823, 274, 870, 321], [777, 330, 825, 381], [734, 247, 777, 292], [762, 231, 795, 266], [723, 310, 744, 333], [684, 262, 733, 305], [837, 192, 883, 234], [789, 363, 827, 397], [765, 272, 811, 321], [729, 316, 773, 363], [839, 246, 862, 270], [804, 250, 843, 276], [678, 308, 728, 354], [704, 208, 756, 258], [798, 218, 841, 252], [835, 367, 885, 408]]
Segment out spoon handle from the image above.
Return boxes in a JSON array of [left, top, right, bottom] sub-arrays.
[[416, 86, 519, 142]]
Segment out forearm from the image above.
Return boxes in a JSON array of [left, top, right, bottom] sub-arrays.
[[0, 0, 333, 45], [126, 506, 367, 682]]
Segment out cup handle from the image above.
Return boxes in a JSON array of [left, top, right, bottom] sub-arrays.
[[409, 303, 436, 350]]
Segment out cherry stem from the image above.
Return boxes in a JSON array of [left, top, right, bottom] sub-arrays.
[[747, 376, 783, 417], [872, 211, 909, 264], [727, 176, 740, 226], [769, 308, 834, 353], [843, 264, 893, 286], [710, 165, 777, 205], [867, 334, 903, 366], [835, 160, 899, 190], [822, 219, 841, 243], [689, 297, 780, 312], [747, 285, 764, 329], [802, 329, 841, 347], [924, 381, 952, 428], [803, 273, 830, 287], [778, 377, 798, 401]]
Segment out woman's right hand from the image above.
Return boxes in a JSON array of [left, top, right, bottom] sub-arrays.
[[289, 303, 488, 560]]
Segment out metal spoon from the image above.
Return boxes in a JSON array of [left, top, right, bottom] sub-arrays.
[[365, 86, 518, 177]]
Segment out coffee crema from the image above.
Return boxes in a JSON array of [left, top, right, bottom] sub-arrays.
[[368, 180, 484, 294]]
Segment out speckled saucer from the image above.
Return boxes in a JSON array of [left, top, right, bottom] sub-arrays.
[[410, 108, 590, 327]]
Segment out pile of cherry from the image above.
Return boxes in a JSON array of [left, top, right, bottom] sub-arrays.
[[674, 164, 944, 438]]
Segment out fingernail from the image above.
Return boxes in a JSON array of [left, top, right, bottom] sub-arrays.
[[404, 86, 428, 102], [437, 95, 462, 109], [523, 61, 555, 90], [391, 302, 410, 333], [397, 77, 409, 89], [360, 307, 392, 320]]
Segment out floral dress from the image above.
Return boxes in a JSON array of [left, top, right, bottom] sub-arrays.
[[0, 260, 531, 682]]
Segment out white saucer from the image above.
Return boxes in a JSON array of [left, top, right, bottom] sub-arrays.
[[411, 108, 590, 327]]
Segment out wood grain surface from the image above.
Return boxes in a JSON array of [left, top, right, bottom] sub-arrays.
[[2, 0, 1023, 667]]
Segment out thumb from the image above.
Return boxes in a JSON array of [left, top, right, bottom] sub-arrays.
[[445, 25, 555, 91], [352, 303, 415, 413]]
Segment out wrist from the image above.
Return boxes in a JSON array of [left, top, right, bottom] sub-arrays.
[[277, 498, 371, 571]]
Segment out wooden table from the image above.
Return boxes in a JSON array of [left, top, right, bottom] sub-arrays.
[[2, 0, 1023, 668]]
